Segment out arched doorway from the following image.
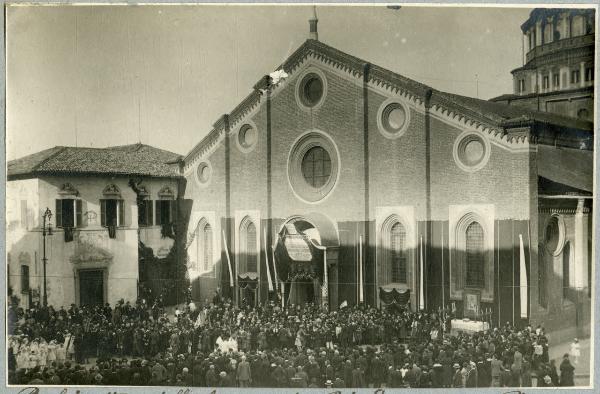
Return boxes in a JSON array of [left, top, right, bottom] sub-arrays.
[[274, 214, 339, 309]]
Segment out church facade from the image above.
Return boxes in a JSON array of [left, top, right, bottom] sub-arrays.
[[182, 17, 593, 339]]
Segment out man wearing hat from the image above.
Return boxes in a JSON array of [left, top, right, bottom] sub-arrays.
[[452, 363, 463, 388], [236, 354, 251, 387]]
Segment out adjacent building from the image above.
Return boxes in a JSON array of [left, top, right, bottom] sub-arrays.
[[491, 8, 595, 121], [7, 144, 183, 308]]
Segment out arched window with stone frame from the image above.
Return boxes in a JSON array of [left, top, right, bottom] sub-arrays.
[[465, 222, 485, 288], [450, 209, 494, 302], [238, 217, 258, 275], [379, 215, 410, 287], [192, 218, 213, 273]]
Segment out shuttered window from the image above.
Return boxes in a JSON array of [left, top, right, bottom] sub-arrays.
[[465, 222, 484, 288], [390, 222, 407, 283], [21, 265, 30, 293], [155, 200, 176, 225], [55, 199, 84, 228], [100, 199, 125, 227], [138, 200, 153, 227]]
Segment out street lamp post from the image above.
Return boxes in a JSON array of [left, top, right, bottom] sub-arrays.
[[41, 207, 53, 307]]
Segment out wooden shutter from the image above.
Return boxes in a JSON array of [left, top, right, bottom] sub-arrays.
[[75, 199, 83, 227], [118, 200, 125, 227], [147, 200, 154, 226], [155, 200, 162, 225], [21, 265, 30, 292], [100, 200, 106, 227], [55, 199, 63, 228], [171, 200, 177, 223]]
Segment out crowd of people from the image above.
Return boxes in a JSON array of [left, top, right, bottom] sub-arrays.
[[7, 293, 579, 388]]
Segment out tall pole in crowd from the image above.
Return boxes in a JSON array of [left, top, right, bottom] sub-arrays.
[[41, 207, 53, 307]]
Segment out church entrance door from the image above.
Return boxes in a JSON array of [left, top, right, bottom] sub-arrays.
[[79, 270, 104, 306]]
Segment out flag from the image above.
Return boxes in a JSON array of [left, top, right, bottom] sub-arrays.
[[359, 235, 364, 303], [340, 300, 348, 309], [271, 235, 279, 292], [222, 230, 234, 287], [519, 234, 528, 318], [264, 228, 274, 291], [419, 236, 425, 310]]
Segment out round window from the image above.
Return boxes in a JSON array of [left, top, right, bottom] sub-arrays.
[[382, 103, 407, 133], [299, 73, 324, 108], [376, 100, 411, 139], [196, 162, 211, 184], [453, 132, 490, 172], [288, 131, 340, 204], [238, 124, 257, 150], [301, 146, 332, 188]]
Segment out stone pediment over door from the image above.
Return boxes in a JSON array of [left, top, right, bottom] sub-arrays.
[[70, 231, 113, 266]]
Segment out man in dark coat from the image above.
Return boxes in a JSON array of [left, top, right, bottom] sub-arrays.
[[560, 354, 575, 386]]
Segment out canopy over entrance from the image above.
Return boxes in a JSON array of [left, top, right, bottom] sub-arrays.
[[273, 213, 339, 306]]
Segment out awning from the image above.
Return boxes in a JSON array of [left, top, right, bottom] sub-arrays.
[[537, 145, 593, 193], [379, 287, 411, 305]]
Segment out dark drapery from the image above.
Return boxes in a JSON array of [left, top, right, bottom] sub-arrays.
[[379, 287, 410, 305], [238, 274, 258, 290], [274, 233, 323, 283]]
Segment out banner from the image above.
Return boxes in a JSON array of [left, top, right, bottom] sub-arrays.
[[419, 236, 424, 310], [359, 235, 364, 303], [222, 230, 234, 287], [379, 288, 411, 305], [519, 234, 528, 318], [264, 228, 274, 291]]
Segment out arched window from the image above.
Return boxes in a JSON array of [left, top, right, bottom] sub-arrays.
[[390, 222, 407, 283], [465, 222, 484, 288], [202, 223, 213, 272], [193, 219, 212, 272], [543, 23, 553, 44], [239, 218, 258, 274], [380, 216, 410, 287], [572, 15, 585, 36]]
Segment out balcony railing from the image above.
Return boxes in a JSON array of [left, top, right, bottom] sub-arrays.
[[525, 34, 594, 63]]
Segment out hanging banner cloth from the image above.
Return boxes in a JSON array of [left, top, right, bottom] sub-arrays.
[[519, 234, 528, 319], [274, 224, 323, 283], [379, 287, 411, 305], [238, 273, 259, 290]]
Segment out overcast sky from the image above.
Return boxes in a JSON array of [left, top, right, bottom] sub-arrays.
[[7, 5, 535, 160]]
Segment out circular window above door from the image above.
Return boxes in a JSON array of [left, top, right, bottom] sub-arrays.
[[288, 130, 340, 204]]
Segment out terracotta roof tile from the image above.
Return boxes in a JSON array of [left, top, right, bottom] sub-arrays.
[[8, 143, 182, 179]]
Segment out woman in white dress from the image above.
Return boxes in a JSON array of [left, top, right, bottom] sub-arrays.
[[38, 340, 48, 368], [47, 340, 57, 365], [570, 338, 581, 365], [55, 341, 66, 364]]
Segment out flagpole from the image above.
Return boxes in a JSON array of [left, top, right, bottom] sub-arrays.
[[222, 230, 234, 288], [264, 228, 274, 292], [359, 235, 364, 303], [419, 235, 424, 311], [519, 234, 528, 319], [441, 227, 445, 311]]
